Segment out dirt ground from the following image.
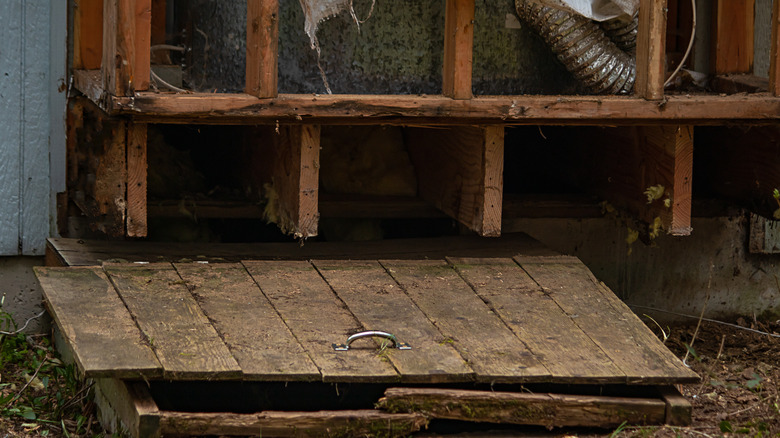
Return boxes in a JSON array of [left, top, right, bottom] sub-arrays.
[[0, 318, 778, 437]]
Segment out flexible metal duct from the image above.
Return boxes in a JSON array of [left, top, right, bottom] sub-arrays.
[[515, 0, 636, 94]]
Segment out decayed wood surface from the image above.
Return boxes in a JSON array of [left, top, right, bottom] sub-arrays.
[[313, 260, 473, 383], [515, 256, 699, 384], [125, 122, 147, 237], [407, 126, 504, 237], [94, 379, 160, 438], [40, 237, 697, 386], [34, 267, 161, 379], [443, 0, 475, 99], [73, 70, 780, 124], [636, 0, 668, 100], [103, 263, 242, 380], [159, 410, 428, 437], [381, 259, 550, 383], [378, 387, 668, 428], [246, 0, 279, 98], [242, 260, 399, 382], [173, 262, 320, 381], [658, 385, 693, 426], [449, 257, 624, 383]]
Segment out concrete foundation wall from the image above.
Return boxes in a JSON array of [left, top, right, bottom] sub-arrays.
[[0, 256, 48, 334], [506, 214, 780, 325]]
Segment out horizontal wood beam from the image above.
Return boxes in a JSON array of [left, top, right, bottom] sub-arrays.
[[74, 70, 780, 125], [406, 126, 504, 237]]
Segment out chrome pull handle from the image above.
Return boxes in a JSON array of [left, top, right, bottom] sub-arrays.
[[332, 330, 412, 351]]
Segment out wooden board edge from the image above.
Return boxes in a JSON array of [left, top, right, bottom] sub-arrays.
[[159, 410, 428, 436], [657, 385, 693, 426], [95, 378, 161, 438]]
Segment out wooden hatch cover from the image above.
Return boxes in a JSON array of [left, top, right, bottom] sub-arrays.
[[36, 234, 698, 434]]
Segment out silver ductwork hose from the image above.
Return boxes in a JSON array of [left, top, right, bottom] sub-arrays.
[[515, 0, 636, 94]]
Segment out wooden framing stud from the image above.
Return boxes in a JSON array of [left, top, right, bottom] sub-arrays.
[[712, 0, 755, 74], [103, 0, 152, 96], [636, 0, 668, 100], [126, 123, 148, 237], [770, 0, 780, 95], [246, 0, 279, 98], [578, 125, 693, 237], [406, 126, 504, 237], [443, 0, 475, 100], [73, 0, 103, 70]]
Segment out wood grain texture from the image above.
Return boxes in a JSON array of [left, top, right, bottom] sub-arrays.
[[658, 386, 693, 426], [448, 257, 625, 384], [34, 267, 161, 379], [313, 260, 473, 383], [126, 122, 147, 237], [160, 410, 427, 437], [243, 260, 399, 383], [379, 387, 667, 428], [73, 70, 780, 124], [406, 126, 504, 236], [770, 0, 780, 95], [381, 260, 550, 383], [102, 0, 150, 95], [712, 0, 755, 74], [443, 0, 474, 99], [73, 0, 103, 70], [104, 263, 242, 380], [173, 262, 320, 381], [266, 125, 321, 238], [636, 0, 668, 100], [515, 256, 699, 384], [246, 0, 279, 98]]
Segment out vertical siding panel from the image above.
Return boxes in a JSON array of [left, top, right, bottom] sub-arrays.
[[0, 0, 23, 254], [21, 0, 51, 255]]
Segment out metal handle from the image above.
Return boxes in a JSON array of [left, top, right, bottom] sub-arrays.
[[332, 331, 412, 351]]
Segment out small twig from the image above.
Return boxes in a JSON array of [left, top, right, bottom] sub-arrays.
[[0, 310, 47, 336], [725, 403, 759, 417], [716, 334, 726, 359], [6, 357, 46, 406]]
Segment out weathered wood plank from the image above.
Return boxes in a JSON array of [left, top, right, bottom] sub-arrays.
[[73, 0, 103, 70], [73, 70, 780, 124], [246, 0, 279, 98], [636, 0, 668, 100], [658, 386, 693, 426], [407, 126, 504, 237], [160, 410, 427, 437], [448, 257, 625, 384], [104, 263, 242, 380], [102, 0, 150, 95], [243, 260, 399, 383], [95, 379, 161, 438], [443, 0, 474, 99], [313, 260, 473, 383], [515, 256, 699, 384], [381, 260, 549, 383], [34, 267, 161, 379], [712, 0, 755, 74], [379, 388, 667, 428], [173, 262, 320, 381], [126, 122, 147, 237]]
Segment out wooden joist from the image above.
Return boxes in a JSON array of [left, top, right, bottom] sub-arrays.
[[246, 0, 279, 98], [578, 125, 693, 237], [636, 0, 668, 100], [443, 0, 475, 100], [406, 126, 504, 237]]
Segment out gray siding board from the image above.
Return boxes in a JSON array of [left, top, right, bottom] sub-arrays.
[[0, 0, 52, 256]]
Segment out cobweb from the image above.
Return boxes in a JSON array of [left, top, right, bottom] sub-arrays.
[[298, 0, 376, 93]]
